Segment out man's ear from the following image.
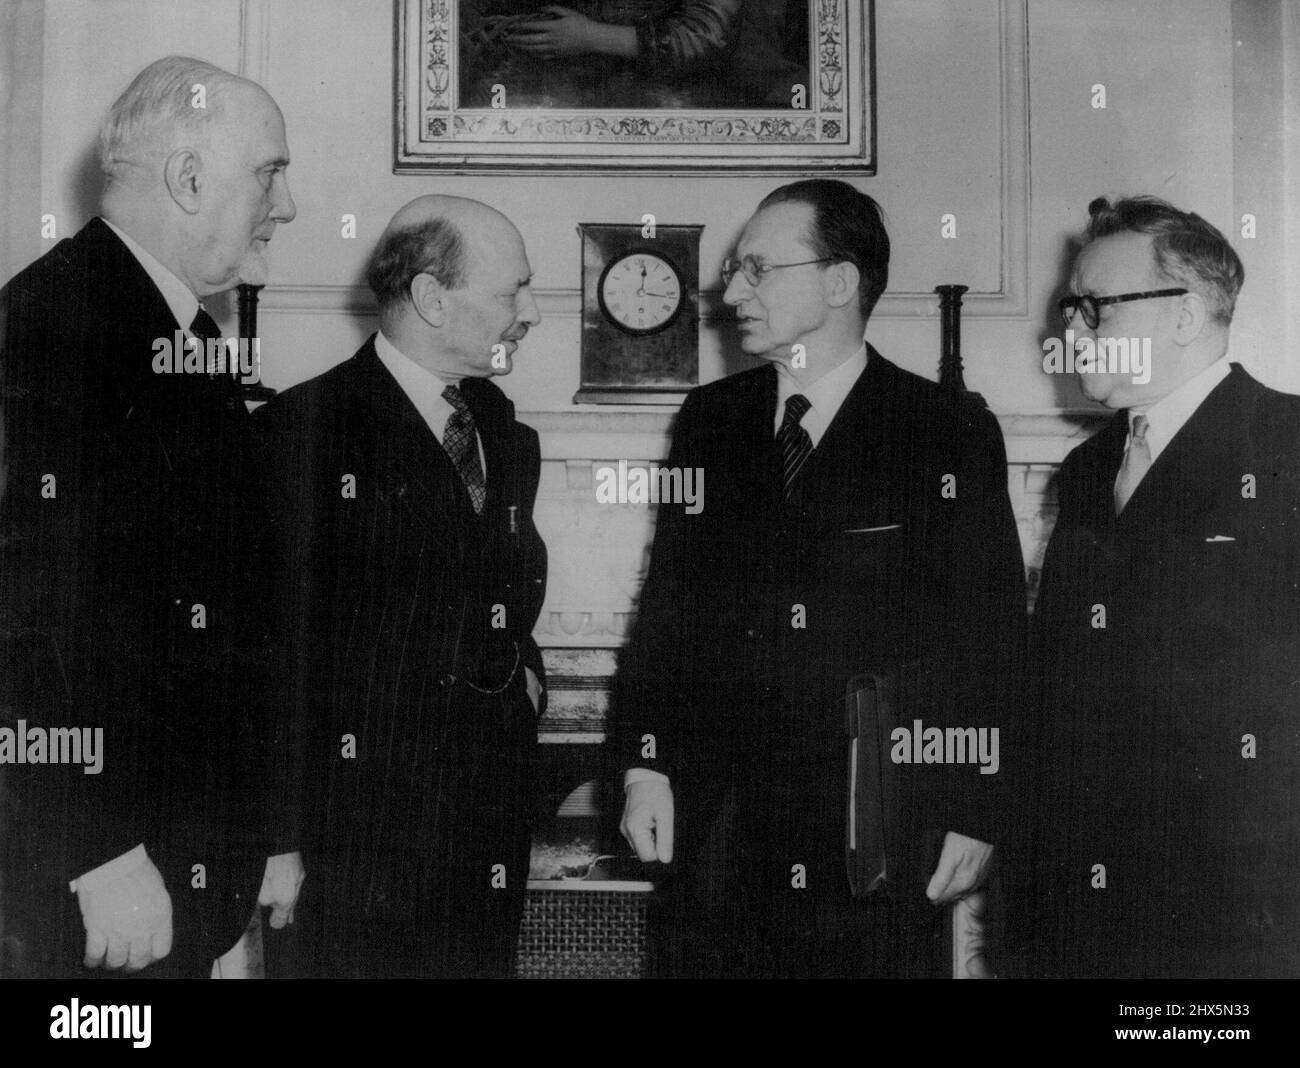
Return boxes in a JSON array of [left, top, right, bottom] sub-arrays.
[[409, 273, 448, 327], [1172, 289, 1209, 346], [824, 260, 860, 310], [163, 148, 202, 215]]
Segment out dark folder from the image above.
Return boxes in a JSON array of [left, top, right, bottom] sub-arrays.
[[844, 672, 899, 898]]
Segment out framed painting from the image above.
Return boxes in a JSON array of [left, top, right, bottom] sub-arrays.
[[395, 1, 875, 175]]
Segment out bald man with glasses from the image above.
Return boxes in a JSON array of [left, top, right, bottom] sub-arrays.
[[1023, 195, 1300, 978], [612, 179, 1026, 978]]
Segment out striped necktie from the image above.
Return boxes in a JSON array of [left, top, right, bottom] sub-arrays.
[[777, 393, 814, 499], [442, 384, 487, 515]]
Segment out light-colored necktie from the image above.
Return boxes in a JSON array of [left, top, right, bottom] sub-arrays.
[[1113, 412, 1151, 514]]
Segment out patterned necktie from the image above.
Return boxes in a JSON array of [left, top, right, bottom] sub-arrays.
[[1113, 412, 1152, 515], [777, 393, 814, 499], [442, 384, 487, 515], [189, 308, 225, 376]]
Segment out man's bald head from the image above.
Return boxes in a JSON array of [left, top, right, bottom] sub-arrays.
[[366, 196, 540, 378], [367, 196, 519, 318], [99, 56, 259, 189]]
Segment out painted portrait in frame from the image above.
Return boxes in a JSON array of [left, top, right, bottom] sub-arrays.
[[396, 1, 875, 175]]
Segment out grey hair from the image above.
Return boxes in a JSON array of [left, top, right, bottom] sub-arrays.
[[98, 56, 245, 181], [1085, 195, 1245, 326]]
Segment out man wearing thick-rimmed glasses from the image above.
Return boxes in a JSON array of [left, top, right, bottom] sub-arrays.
[[1024, 195, 1300, 977], [613, 179, 1026, 977]]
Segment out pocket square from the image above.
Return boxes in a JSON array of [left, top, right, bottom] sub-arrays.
[[843, 523, 903, 534], [1205, 535, 1236, 543]]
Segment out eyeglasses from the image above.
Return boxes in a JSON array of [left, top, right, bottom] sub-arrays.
[[721, 255, 834, 288], [1058, 288, 1188, 330]]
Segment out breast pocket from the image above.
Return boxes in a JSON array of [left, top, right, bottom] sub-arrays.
[[812, 522, 908, 607], [1178, 532, 1255, 631]]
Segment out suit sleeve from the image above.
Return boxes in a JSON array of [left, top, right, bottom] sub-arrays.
[[514, 422, 548, 708], [610, 390, 704, 786], [247, 401, 316, 856], [913, 403, 1027, 845], [1, 273, 156, 873]]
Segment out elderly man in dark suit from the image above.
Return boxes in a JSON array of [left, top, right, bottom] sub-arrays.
[[0, 56, 301, 978], [1026, 196, 1300, 978], [255, 195, 547, 978], [614, 179, 1026, 978]]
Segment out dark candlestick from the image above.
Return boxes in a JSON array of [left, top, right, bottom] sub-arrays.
[[236, 283, 276, 402], [936, 284, 985, 408]]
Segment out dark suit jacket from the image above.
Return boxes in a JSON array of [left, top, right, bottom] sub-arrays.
[[0, 218, 276, 975], [1028, 363, 1300, 978], [613, 351, 1026, 972], [253, 337, 547, 977]]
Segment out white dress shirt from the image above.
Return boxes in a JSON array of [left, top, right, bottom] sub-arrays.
[[774, 343, 869, 446]]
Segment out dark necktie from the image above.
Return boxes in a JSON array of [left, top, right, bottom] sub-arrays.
[[189, 308, 224, 376], [442, 384, 487, 515], [777, 393, 814, 499], [188, 308, 242, 405]]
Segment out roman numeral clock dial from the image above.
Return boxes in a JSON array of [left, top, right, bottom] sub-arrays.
[[599, 252, 684, 334]]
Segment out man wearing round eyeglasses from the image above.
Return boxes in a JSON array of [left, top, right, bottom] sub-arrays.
[[614, 179, 1026, 977], [1024, 195, 1300, 978]]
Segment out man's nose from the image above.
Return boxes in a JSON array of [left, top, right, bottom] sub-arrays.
[[1064, 307, 1094, 337], [722, 272, 751, 306], [272, 175, 297, 223], [518, 286, 541, 325]]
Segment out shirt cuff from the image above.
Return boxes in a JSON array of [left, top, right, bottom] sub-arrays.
[[70, 843, 148, 893], [625, 768, 670, 789]]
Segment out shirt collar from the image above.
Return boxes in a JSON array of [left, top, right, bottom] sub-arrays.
[[374, 329, 459, 439], [1128, 354, 1232, 464], [775, 342, 868, 446], [101, 217, 199, 332]]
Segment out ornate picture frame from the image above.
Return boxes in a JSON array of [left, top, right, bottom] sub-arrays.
[[395, 1, 875, 175]]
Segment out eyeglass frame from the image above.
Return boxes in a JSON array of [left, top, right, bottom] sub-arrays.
[[1058, 287, 1188, 330], [721, 254, 836, 288]]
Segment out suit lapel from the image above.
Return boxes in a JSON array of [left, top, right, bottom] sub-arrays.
[[741, 364, 783, 512], [792, 350, 894, 518], [1115, 368, 1256, 539], [78, 219, 200, 408], [350, 342, 473, 533], [81, 218, 181, 348], [1074, 413, 1127, 536]]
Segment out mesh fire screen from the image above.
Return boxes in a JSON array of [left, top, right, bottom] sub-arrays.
[[516, 883, 651, 979]]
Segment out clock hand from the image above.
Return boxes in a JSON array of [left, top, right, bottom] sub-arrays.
[[642, 291, 676, 299]]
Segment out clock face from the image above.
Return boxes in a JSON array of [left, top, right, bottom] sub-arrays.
[[597, 251, 685, 335]]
